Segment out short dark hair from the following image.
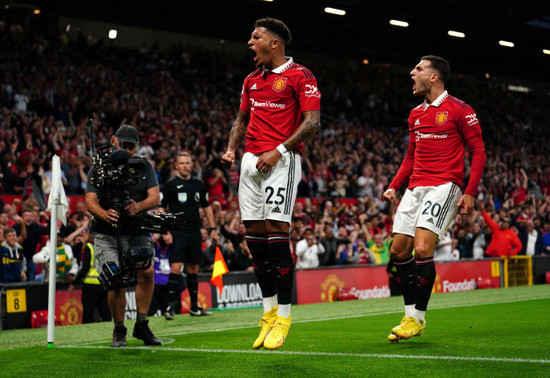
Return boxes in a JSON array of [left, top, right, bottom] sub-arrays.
[[255, 17, 292, 45], [421, 55, 450, 83], [4, 227, 16, 236]]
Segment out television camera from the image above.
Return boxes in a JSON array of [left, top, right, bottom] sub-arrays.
[[88, 143, 185, 289]]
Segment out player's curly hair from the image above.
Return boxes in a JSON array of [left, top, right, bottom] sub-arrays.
[[255, 17, 292, 45], [421, 55, 450, 83]]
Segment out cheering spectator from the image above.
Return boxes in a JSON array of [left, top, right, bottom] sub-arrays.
[[12, 208, 49, 281], [481, 208, 522, 257], [433, 231, 455, 262], [206, 167, 227, 202], [0, 228, 27, 283], [33, 231, 78, 283], [295, 228, 325, 269], [513, 217, 544, 256]]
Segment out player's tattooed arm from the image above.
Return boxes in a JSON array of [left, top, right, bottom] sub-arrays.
[[227, 109, 250, 152], [283, 110, 321, 151], [222, 110, 250, 168]]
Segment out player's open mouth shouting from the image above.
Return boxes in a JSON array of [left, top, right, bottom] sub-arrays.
[[248, 27, 271, 68]]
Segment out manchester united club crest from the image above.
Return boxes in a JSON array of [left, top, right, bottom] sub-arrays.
[[320, 274, 345, 302], [435, 111, 448, 125], [272, 77, 288, 92]]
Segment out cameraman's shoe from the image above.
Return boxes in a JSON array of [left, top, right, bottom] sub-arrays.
[[111, 325, 127, 347], [164, 305, 176, 320], [133, 320, 161, 346], [189, 306, 212, 316]]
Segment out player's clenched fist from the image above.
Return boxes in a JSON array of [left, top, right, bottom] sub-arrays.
[[383, 188, 396, 203], [220, 151, 235, 169]]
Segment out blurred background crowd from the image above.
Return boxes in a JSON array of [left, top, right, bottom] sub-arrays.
[[1, 15, 549, 285]]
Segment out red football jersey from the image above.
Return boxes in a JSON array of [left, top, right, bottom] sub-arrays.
[[239, 58, 321, 154], [389, 91, 486, 196]]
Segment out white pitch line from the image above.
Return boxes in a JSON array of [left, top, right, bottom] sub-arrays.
[[164, 294, 550, 336], [62, 294, 550, 355], [61, 345, 550, 364]]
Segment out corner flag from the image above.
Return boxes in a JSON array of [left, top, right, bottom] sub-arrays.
[[44, 154, 69, 347], [210, 246, 228, 295], [46, 155, 69, 226]]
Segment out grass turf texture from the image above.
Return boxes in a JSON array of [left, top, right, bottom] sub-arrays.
[[1, 285, 549, 377]]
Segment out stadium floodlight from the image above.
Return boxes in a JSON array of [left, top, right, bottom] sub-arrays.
[[448, 30, 465, 38], [543, 49, 550, 55], [499, 40, 514, 48], [389, 19, 409, 27], [108, 29, 118, 40], [325, 7, 346, 16]]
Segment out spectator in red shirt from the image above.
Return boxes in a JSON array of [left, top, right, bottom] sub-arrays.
[[227, 164, 240, 197], [481, 209, 522, 257], [206, 167, 227, 201], [510, 169, 528, 205]]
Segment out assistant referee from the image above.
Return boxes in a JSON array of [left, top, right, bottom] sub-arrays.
[[159, 151, 219, 318]]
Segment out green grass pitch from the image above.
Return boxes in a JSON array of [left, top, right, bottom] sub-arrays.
[[1, 285, 549, 377]]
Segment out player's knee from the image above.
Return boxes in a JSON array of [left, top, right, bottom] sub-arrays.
[[390, 246, 411, 260], [413, 242, 434, 259]]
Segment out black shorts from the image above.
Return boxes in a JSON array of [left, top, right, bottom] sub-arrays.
[[171, 229, 202, 265]]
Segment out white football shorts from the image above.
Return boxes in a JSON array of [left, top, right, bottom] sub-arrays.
[[238, 151, 301, 224], [392, 182, 461, 240]]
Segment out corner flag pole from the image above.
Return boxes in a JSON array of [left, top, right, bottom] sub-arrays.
[[46, 155, 69, 348]]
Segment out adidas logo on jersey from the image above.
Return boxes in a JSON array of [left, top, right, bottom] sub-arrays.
[[414, 119, 420, 125], [251, 83, 258, 90], [426, 217, 434, 224], [272, 206, 281, 213]]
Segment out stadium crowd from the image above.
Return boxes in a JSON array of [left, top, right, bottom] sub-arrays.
[[1, 16, 550, 285]]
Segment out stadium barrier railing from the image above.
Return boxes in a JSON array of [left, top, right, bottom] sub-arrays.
[[503, 255, 533, 288]]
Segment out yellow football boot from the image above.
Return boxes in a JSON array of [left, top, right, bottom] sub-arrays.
[[388, 316, 410, 342], [263, 315, 292, 350], [392, 317, 425, 340], [252, 306, 278, 349]]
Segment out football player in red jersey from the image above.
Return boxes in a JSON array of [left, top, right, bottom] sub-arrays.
[[383, 56, 486, 341], [221, 17, 321, 350]]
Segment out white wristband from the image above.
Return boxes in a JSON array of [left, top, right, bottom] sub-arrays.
[[276, 143, 288, 155]]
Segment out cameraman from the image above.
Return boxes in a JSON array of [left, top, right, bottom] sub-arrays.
[[85, 125, 161, 347]]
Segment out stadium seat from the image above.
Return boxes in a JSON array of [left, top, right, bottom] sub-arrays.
[[31, 310, 61, 328]]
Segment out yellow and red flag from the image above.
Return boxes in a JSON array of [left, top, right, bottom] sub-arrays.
[[210, 246, 228, 295]]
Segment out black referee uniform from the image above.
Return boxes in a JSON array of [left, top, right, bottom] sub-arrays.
[[160, 175, 211, 314]]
